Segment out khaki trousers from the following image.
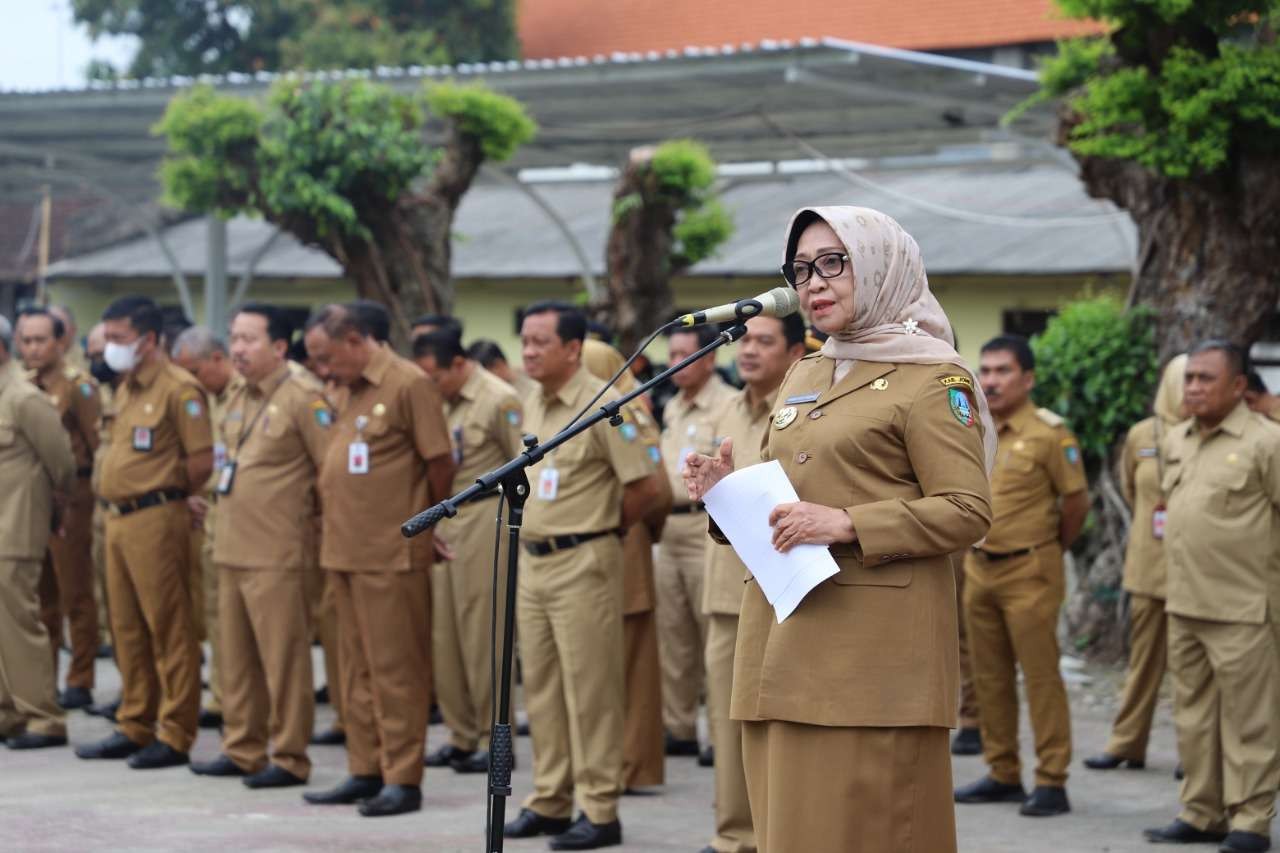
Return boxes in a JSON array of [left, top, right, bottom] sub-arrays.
[[622, 607, 664, 788], [105, 502, 201, 751], [0, 559, 66, 738], [742, 721, 955, 853], [190, 507, 223, 715], [331, 567, 431, 787], [92, 501, 112, 646], [706, 613, 754, 853], [39, 480, 98, 689], [953, 557, 978, 730], [518, 536, 626, 824], [1168, 613, 1280, 836], [1104, 593, 1167, 761], [313, 572, 344, 732], [655, 512, 709, 740], [432, 496, 511, 752], [218, 565, 314, 780], [965, 546, 1072, 787]]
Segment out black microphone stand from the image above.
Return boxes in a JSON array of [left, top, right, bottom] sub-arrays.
[[401, 322, 748, 853]]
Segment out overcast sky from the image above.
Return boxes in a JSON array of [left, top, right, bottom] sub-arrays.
[[1, 1, 138, 91]]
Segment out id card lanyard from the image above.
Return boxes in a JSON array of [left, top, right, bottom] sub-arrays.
[[217, 377, 287, 496]]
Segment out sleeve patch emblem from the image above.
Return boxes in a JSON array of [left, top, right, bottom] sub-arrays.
[[505, 408, 522, 427], [647, 445, 661, 464], [184, 398, 204, 418], [619, 423, 638, 442], [940, 375, 975, 392], [948, 387, 974, 427], [80, 382, 94, 398]]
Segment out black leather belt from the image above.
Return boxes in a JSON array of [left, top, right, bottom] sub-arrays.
[[523, 529, 618, 557], [76, 466, 93, 478], [109, 488, 188, 517], [670, 503, 705, 515], [973, 545, 1037, 562]]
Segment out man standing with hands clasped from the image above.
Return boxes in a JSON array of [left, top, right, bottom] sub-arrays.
[[1143, 341, 1280, 853], [955, 334, 1088, 817]]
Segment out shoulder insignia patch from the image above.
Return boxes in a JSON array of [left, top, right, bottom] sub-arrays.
[[948, 387, 975, 427], [939, 375, 974, 392], [184, 398, 204, 418], [504, 408, 522, 428], [1036, 407, 1065, 428], [619, 423, 638, 442], [647, 445, 661, 465], [80, 382, 94, 398], [1061, 437, 1081, 465]]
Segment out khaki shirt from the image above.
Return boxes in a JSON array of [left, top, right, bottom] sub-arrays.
[[660, 374, 735, 508], [522, 366, 654, 540], [732, 357, 992, 728], [98, 357, 213, 503], [703, 385, 776, 617], [1119, 417, 1170, 598], [0, 364, 75, 558], [1162, 402, 1280, 624], [445, 366, 525, 491], [622, 404, 669, 615], [204, 376, 244, 495], [91, 382, 116, 496], [318, 344, 452, 572], [31, 361, 100, 474], [981, 401, 1087, 553], [213, 363, 333, 570]]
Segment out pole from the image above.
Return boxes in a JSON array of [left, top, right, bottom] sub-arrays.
[[205, 216, 228, 330], [401, 322, 749, 852], [36, 185, 51, 305]]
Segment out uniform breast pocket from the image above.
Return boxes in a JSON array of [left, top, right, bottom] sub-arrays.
[[829, 557, 913, 588], [1208, 465, 1251, 513], [363, 417, 391, 440], [126, 411, 164, 452]]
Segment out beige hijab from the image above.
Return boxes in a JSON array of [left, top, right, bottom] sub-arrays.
[[1153, 354, 1187, 425], [784, 205, 996, 471]]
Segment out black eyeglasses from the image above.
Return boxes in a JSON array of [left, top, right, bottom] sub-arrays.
[[782, 252, 849, 288]]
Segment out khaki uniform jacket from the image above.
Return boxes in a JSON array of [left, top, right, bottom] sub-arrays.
[[981, 401, 1087, 553], [213, 363, 333, 570], [443, 366, 525, 492], [1161, 402, 1280, 624], [1119, 417, 1170, 598], [731, 356, 992, 728], [623, 406, 670, 615], [318, 344, 452, 572], [31, 362, 100, 474], [703, 386, 776, 617], [660, 375, 735, 509], [97, 357, 213, 503], [0, 362, 75, 559]]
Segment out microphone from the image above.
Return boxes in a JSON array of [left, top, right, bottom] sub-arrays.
[[675, 287, 801, 327]]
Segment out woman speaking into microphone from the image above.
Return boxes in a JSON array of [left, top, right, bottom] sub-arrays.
[[684, 206, 994, 853]]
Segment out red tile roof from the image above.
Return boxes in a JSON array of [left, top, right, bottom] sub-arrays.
[[518, 0, 1103, 59]]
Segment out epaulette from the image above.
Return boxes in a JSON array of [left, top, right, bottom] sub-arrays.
[[1036, 407, 1065, 428], [800, 351, 824, 362]]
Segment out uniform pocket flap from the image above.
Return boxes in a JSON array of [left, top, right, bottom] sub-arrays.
[[830, 560, 913, 588]]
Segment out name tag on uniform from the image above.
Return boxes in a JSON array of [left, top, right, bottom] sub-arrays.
[[537, 467, 560, 500], [1137, 447, 1158, 458], [216, 461, 237, 496], [133, 427, 153, 451], [784, 393, 820, 405], [348, 441, 370, 475]]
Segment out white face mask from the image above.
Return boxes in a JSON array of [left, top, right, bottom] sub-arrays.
[[104, 338, 142, 373]]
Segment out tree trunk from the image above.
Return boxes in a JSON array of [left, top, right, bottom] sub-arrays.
[[596, 148, 681, 355], [1063, 459, 1130, 662]]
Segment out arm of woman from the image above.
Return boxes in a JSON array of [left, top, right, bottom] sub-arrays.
[[844, 371, 992, 564]]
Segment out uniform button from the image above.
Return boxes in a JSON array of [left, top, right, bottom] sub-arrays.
[[796, 452, 808, 463], [808, 410, 824, 420], [880, 555, 891, 563]]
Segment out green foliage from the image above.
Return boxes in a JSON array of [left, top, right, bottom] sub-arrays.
[[1031, 294, 1159, 465], [73, 0, 517, 80], [152, 86, 263, 216], [649, 139, 717, 200], [673, 200, 734, 267], [425, 83, 536, 162], [1018, 0, 1280, 178]]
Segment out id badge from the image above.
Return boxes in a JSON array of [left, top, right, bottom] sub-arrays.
[[1152, 506, 1167, 540], [132, 426, 153, 451], [216, 461, 237, 496], [213, 441, 228, 471], [348, 441, 370, 475], [537, 467, 560, 500]]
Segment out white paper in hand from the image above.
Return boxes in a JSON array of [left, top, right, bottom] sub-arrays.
[[702, 460, 840, 623]]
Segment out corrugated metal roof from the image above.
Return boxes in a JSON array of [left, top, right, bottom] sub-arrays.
[[47, 163, 1135, 282]]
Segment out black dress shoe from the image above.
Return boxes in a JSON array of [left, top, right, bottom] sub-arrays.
[[549, 813, 623, 850], [516, 719, 530, 737], [950, 727, 982, 756], [503, 808, 573, 838], [190, 754, 247, 777], [698, 746, 715, 767], [1220, 831, 1271, 852], [58, 687, 94, 710], [358, 784, 422, 817], [425, 743, 473, 767], [6, 732, 67, 750], [429, 704, 443, 725], [664, 732, 699, 757], [127, 740, 189, 769], [197, 709, 223, 729], [1175, 763, 1185, 780], [699, 847, 717, 853], [1084, 752, 1145, 770], [302, 775, 383, 805], [954, 776, 1027, 804], [1143, 819, 1228, 843], [310, 727, 346, 746], [1020, 785, 1070, 816], [96, 644, 113, 659], [244, 764, 306, 789], [75, 731, 143, 760], [451, 750, 491, 774], [314, 685, 329, 705], [85, 698, 120, 721]]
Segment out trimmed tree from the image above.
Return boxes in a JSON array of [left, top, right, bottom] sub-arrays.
[[154, 80, 535, 344], [1026, 0, 1280, 360], [598, 140, 734, 353]]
